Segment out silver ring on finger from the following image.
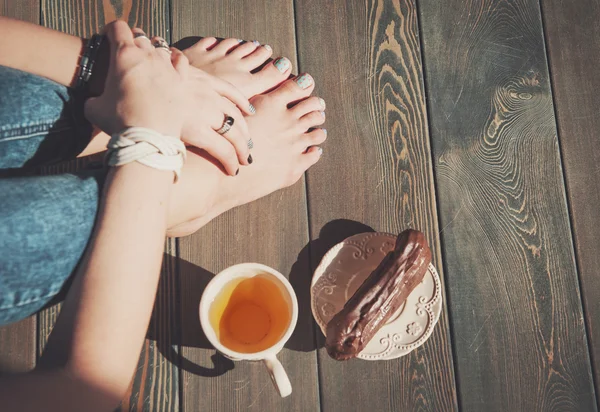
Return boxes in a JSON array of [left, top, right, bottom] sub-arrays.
[[215, 115, 235, 135], [152, 38, 172, 53], [247, 138, 254, 149]]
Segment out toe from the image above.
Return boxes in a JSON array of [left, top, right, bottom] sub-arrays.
[[291, 96, 326, 118], [243, 44, 274, 67], [241, 56, 292, 97], [300, 128, 328, 150], [299, 109, 326, 129], [195, 36, 218, 50], [269, 73, 315, 104], [300, 146, 323, 171], [229, 41, 260, 58], [212, 38, 244, 54]]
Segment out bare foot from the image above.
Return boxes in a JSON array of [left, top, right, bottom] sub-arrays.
[[167, 73, 327, 237], [79, 38, 294, 157], [182, 37, 293, 98]]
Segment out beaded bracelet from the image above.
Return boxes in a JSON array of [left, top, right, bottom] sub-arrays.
[[75, 34, 105, 93]]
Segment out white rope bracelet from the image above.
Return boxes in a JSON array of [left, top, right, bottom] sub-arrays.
[[105, 127, 187, 182]]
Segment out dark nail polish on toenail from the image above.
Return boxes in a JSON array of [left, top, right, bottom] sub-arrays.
[[249, 103, 256, 114], [274, 57, 291, 74], [236, 168, 240, 176], [248, 154, 253, 164], [295, 73, 313, 89], [264, 44, 272, 52]]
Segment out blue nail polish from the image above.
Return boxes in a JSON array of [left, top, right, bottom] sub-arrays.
[[295, 73, 313, 89], [322, 128, 327, 135], [253, 40, 260, 46], [249, 103, 256, 114], [264, 44, 272, 52], [273, 57, 291, 74], [319, 110, 326, 118]]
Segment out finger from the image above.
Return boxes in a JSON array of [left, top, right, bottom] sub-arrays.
[[170, 48, 189, 77], [103, 20, 135, 49], [212, 77, 255, 115], [218, 119, 251, 166], [132, 28, 153, 50], [201, 132, 241, 176], [150, 36, 172, 61]]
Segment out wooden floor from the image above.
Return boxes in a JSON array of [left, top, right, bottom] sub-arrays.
[[1, 0, 599, 410]]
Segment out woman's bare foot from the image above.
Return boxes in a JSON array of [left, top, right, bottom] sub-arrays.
[[167, 73, 327, 237], [182, 37, 293, 98]]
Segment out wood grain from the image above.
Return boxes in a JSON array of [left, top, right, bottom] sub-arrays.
[[0, 0, 39, 376], [39, 2, 178, 411], [540, 0, 600, 402], [295, 0, 458, 410], [172, 1, 320, 410], [418, 0, 596, 410]]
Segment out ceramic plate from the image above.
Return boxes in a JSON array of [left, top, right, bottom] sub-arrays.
[[311, 232, 442, 360]]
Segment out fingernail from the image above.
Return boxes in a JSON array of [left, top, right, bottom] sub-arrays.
[[319, 98, 326, 109], [295, 73, 314, 89], [263, 44, 272, 52], [252, 40, 260, 46], [319, 110, 326, 118], [248, 154, 253, 164], [318, 147, 323, 156], [249, 103, 256, 114], [273, 57, 291, 74], [235, 168, 240, 176]]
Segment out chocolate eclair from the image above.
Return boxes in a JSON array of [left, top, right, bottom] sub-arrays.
[[325, 229, 432, 361]]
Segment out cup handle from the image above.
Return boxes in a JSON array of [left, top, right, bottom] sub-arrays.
[[263, 355, 292, 397]]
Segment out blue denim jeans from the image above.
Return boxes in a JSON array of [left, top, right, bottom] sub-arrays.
[[0, 66, 105, 326]]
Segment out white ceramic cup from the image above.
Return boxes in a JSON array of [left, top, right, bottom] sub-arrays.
[[199, 263, 298, 398]]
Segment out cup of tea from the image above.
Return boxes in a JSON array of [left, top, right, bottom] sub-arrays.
[[199, 263, 298, 397]]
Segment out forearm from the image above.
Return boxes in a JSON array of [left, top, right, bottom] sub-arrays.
[[38, 163, 173, 404], [0, 17, 84, 88]]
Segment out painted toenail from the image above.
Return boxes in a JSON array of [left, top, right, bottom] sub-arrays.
[[319, 110, 326, 118], [318, 147, 323, 156], [319, 98, 326, 109], [322, 128, 327, 135], [253, 40, 260, 46], [264, 44, 272, 52], [295, 73, 314, 89], [274, 57, 290, 74], [237, 39, 244, 43], [249, 103, 256, 114]]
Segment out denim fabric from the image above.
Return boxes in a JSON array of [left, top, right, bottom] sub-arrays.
[[0, 65, 104, 326]]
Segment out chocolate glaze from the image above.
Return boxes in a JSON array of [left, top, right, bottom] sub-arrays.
[[325, 230, 432, 361]]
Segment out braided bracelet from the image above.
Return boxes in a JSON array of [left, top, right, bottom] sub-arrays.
[[106, 127, 187, 181]]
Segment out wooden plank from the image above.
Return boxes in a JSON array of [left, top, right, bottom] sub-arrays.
[[172, 2, 320, 410], [1, 0, 39, 21], [39, 2, 178, 411], [295, 0, 458, 410], [540, 0, 600, 401], [0, 0, 39, 376], [418, 0, 597, 410]]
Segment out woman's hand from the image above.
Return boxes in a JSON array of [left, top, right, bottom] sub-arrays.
[[177, 62, 254, 176], [84, 21, 189, 138]]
